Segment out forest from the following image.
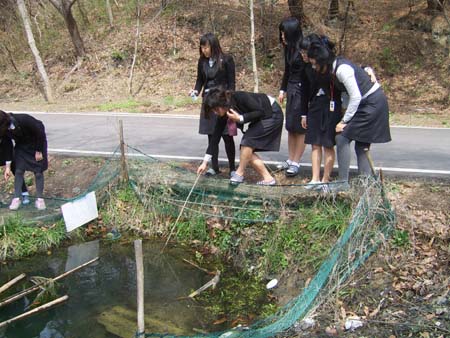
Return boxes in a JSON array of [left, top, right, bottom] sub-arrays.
[[0, 0, 449, 127]]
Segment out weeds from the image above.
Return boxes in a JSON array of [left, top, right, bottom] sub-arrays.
[[0, 216, 67, 261]]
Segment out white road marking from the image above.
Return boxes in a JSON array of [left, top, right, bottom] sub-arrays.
[[49, 148, 450, 175]]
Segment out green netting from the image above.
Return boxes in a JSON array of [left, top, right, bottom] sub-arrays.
[[124, 146, 396, 338], [0, 147, 121, 224], [0, 144, 396, 337]]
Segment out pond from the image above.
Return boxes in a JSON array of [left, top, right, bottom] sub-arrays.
[[0, 240, 233, 338]]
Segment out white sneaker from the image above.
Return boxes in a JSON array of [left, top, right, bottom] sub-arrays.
[[305, 180, 322, 190], [22, 195, 30, 205], [35, 198, 46, 210], [9, 198, 21, 210]]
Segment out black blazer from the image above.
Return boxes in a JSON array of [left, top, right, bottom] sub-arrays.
[[8, 113, 47, 152], [280, 46, 306, 92], [206, 91, 272, 155], [0, 136, 13, 165], [194, 54, 236, 95]]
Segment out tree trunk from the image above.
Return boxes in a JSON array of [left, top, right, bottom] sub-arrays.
[[48, 0, 85, 57], [16, 0, 53, 102], [249, 0, 259, 93], [328, 0, 339, 21], [288, 0, 305, 23], [106, 0, 113, 27], [427, 0, 446, 12]]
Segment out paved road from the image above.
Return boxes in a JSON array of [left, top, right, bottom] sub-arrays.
[[21, 111, 450, 177]]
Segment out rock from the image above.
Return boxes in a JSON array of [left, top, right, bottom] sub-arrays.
[[344, 317, 364, 331], [97, 305, 186, 338], [294, 317, 316, 331]]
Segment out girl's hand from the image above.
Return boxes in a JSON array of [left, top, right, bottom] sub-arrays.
[[197, 162, 208, 175], [301, 116, 307, 129], [227, 108, 241, 122], [4, 166, 11, 181], [278, 91, 285, 104], [335, 122, 347, 133], [35, 151, 43, 161]]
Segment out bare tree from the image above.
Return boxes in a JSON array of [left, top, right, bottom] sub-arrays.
[[106, 0, 113, 27], [48, 0, 85, 57], [249, 0, 258, 92], [328, 0, 339, 21], [427, 0, 447, 12], [288, 0, 305, 24], [16, 0, 53, 102], [128, 0, 141, 95]]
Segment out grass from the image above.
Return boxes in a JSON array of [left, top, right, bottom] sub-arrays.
[[0, 216, 67, 261], [97, 99, 144, 112]]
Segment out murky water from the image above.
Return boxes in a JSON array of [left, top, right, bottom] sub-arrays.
[[0, 240, 215, 338]]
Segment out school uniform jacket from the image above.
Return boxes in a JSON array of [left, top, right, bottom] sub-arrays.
[[194, 54, 236, 95], [280, 46, 306, 92], [206, 91, 273, 155], [8, 113, 48, 172]]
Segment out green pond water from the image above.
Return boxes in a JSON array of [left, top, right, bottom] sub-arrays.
[[0, 240, 224, 338]]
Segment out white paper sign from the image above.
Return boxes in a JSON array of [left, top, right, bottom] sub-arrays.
[[61, 191, 99, 232]]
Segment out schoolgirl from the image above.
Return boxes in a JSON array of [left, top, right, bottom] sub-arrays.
[[197, 88, 283, 186], [0, 110, 48, 210], [0, 135, 30, 204], [300, 35, 341, 189], [189, 33, 236, 177], [307, 44, 391, 188], [277, 17, 307, 177]]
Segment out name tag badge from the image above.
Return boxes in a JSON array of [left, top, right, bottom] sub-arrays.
[[329, 101, 335, 112]]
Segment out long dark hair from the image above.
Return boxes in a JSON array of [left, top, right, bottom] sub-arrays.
[[279, 17, 303, 65], [199, 33, 224, 69], [0, 110, 11, 137], [202, 87, 233, 119], [307, 41, 336, 71]]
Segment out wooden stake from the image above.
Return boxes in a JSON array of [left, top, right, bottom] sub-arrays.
[[119, 120, 129, 183], [134, 240, 145, 335], [0, 295, 68, 329], [0, 273, 26, 295], [0, 257, 98, 308]]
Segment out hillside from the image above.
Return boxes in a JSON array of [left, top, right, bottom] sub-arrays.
[[0, 0, 449, 126]]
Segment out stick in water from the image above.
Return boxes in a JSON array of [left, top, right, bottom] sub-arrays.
[[161, 173, 202, 253], [0, 257, 98, 309], [0, 273, 26, 295], [0, 295, 69, 328]]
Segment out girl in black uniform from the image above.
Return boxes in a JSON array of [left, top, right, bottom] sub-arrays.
[[0, 136, 30, 204], [300, 35, 341, 189], [0, 110, 48, 210], [189, 33, 236, 177], [307, 44, 391, 188], [278, 17, 307, 177], [197, 88, 283, 186]]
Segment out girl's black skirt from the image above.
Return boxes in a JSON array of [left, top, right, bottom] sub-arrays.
[[305, 95, 341, 148], [285, 81, 306, 134], [14, 141, 48, 173], [342, 88, 391, 144], [241, 102, 284, 152]]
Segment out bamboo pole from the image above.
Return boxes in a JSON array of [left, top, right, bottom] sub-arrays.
[[119, 120, 129, 183], [0, 295, 68, 329], [134, 240, 145, 335], [0, 257, 98, 308], [0, 273, 26, 295]]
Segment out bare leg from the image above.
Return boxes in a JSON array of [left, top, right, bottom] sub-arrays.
[[235, 146, 254, 177], [250, 153, 273, 182], [311, 145, 322, 182], [288, 132, 306, 163], [322, 147, 335, 183]]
